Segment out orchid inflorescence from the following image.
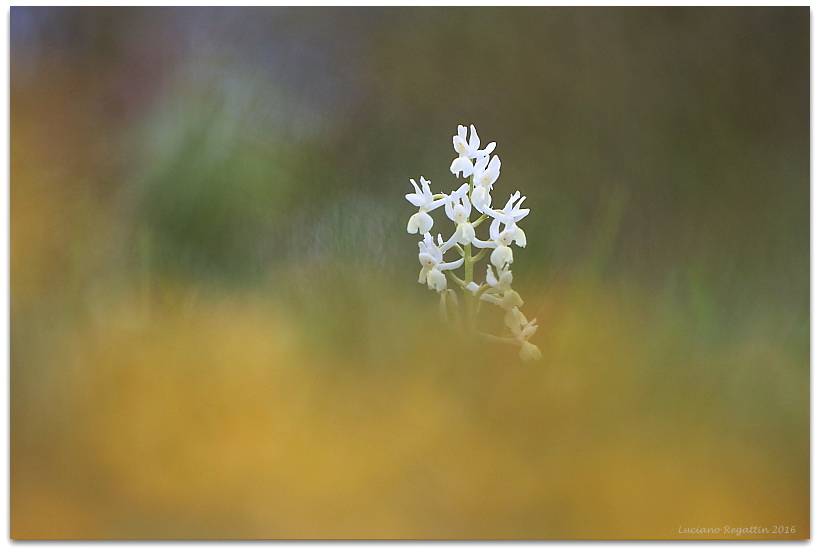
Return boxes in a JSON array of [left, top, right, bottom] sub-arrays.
[[405, 125, 541, 362]]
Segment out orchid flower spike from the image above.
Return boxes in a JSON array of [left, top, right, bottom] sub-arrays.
[[404, 124, 540, 361]]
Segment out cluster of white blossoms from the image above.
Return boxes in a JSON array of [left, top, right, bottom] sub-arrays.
[[405, 125, 541, 362]]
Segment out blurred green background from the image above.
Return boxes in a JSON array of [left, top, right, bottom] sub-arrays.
[[10, 7, 808, 539]]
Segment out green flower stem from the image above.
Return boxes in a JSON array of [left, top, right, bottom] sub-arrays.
[[460, 174, 476, 332], [463, 243, 477, 332], [470, 248, 487, 264], [444, 174, 491, 334], [472, 283, 490, 316]]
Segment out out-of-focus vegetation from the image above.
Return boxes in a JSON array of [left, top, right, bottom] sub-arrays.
[[10, 7, 808, 539]]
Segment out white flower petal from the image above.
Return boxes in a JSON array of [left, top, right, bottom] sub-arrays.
[[519, 342, 542, 362], [520, 321, 538, 341], [499, 268, 513, 288], [438, 231, 459, 252], [468, 124, 480, 152], [405, 193, 426, 207], [504, 307, 527, 330], [486, 265, 499, 287], [471, 185, 492, 212], [503, 191, 520, 211], [407, 211, 434, 234], [426, 269, 447, 292], [488, 216, 502, 240], [488, 155, 501, 175], [477, 141, 496, 157], [453, 138, 470, 157], [438, 257, 464, 271], [471, 237, 495, 249], [418, 251, 437, 269], [407, 213, 420, 233], [452, 182, 469, 198], [511, 226, 527, 247], [450, 156, 473, 177], [491, 245, 513, 269], [455, 221, 475, 244], [472, 155, 489, 176], [420, 178, 434, 201], [500, 289, 524, 311], [444, 197, 455, 221]]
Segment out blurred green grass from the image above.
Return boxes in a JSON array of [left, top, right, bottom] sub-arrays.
[[10, 6, 808, 539]]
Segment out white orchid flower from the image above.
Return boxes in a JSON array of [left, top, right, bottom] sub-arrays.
[[444, 183, 475, 245], [485, 191, 529, 247], [404, 124, 539, 361], [450, 124, 496, 178], [505, 306, 537, 340], [496, 190, 530, 221], [470, 183, 493, 213], [519, 342, 542, 362], [480, 265, 523, 310], [418, 233, 464, 292], [469, 155, 501, 212], [504, 307, 542, 361], [472, 154, 501, 190], [485, 264, 513, 291], [406, 176, 447, 234], [471, 216, 519, 269]]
